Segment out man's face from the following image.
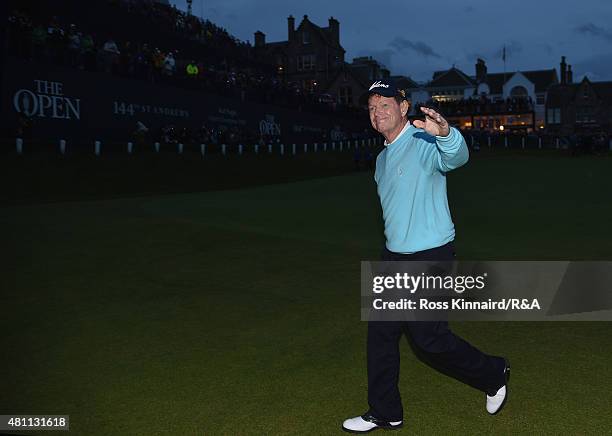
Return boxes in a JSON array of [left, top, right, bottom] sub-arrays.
[[368, 94, 406, 136]]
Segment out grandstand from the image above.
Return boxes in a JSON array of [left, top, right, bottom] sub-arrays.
[[2, 0, 371, 150], [3, 0, 610, 158]]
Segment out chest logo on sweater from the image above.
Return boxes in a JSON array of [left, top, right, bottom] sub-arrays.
[[397, 166, 404, 176]]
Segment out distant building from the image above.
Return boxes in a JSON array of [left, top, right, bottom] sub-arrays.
[[254, 17, 405, 107], [428, 67, 476, 101], [324, 66, 367, 106], [253, 16, 598, 133], [348, 56, 390, 84], [546, 67, 612, 135], [407, 59, 559, 132], [323, 56, 391, 107], [253, 15, 345, 93]]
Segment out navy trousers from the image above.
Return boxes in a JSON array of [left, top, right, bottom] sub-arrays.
[[367, 242, 506, 421]]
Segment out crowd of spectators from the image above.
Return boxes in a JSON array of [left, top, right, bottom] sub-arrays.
[[131, 119, 373, 151], [116, 0, 250, 55], [5, 1, 361, 117], [146, 122, 260, 150]]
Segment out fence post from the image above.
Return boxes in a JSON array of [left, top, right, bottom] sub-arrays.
[[267, 143, 272, 154], [280, 144, 284, 155], [538, 137, 542, 149], [200, 143, 206, 157], [254, 144, 259, 154], [178, 143, 184, 154], [94, 140, 101, 156], [222, 144, 227, 155], [314, 143, 318, 152], [504, 136, 508, 148], [556, 138, 560, 149], [292, 144, 296, 155], [59, 139, 66, 155], [154, 142, 160, 153], [339, 141, 343, 152], [238, 144, 243, 155], [127, 142, 133, 154], [303, 143, 307, 153], [521, 136, 525, 149]]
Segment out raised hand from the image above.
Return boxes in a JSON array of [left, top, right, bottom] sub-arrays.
[[412, 107, 450, 137]]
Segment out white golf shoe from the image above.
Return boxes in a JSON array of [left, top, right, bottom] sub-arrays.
[[486, 360, 510, 415], [342, 412, 402, 433]]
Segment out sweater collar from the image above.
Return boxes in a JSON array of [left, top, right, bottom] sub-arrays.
[[384, 121, 412, 147]]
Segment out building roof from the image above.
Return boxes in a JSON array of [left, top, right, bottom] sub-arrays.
[[547, 78, 612, 105], [261, 16, 345, 55], [522, 69, 558, 93], [432, 70, 445, 80], [391, 75, 420, 90], [429, 67, 475, 88], [264, 41, 289, 49], [480, 73, 507, 94], [480, 69, 558, 94], [297, 16, 343, 50]]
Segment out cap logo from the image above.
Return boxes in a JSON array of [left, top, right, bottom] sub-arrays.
[[369, 81, 389, 91]]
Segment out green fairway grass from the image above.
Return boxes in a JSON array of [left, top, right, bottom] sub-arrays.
[[2, 151, 612, 435]]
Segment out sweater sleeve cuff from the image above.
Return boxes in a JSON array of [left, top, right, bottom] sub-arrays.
[[435, 127, 457, 144]]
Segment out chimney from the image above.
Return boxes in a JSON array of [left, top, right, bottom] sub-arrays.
[[567, 65, 573, 84], [287, 15, 295, 41], [328, 16, 339, 44], [254, 31, 265, 48], [475, 58, 487, 83], [560, 56, 567, 84]]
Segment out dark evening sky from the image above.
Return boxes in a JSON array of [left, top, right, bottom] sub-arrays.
[[172, 0, 612, 83]]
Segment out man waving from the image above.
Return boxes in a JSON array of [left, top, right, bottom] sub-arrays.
[[342, 79, 510, 433]]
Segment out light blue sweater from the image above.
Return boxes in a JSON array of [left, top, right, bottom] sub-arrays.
[[374, 123, 469, 254]]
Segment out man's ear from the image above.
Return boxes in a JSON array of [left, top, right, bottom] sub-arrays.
[[401, 100, 410, 117]]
